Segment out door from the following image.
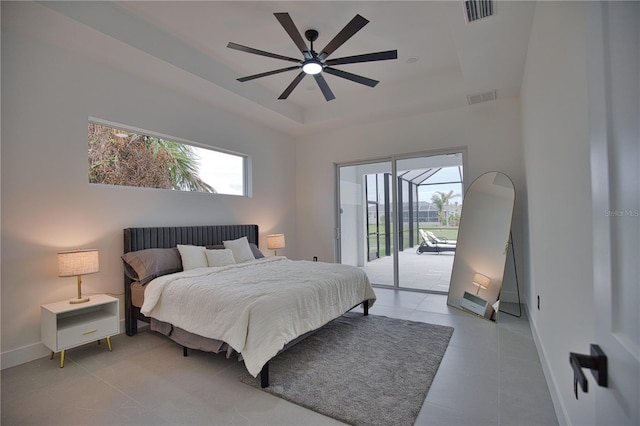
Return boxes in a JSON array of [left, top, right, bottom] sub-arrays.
[[338, 161, 394, 287], [587, 2, 639, 424], [337, 151, 464, 291]]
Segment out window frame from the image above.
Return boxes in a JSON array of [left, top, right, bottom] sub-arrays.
[[88, 117, 250, 197]]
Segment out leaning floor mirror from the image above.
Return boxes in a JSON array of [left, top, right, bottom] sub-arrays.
[[447, 171, 515, 321]]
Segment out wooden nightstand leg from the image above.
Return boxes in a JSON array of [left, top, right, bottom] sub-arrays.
[[49, 351, 54, 360], [106, 336, 112, 352], [59, 350, 65, 368]]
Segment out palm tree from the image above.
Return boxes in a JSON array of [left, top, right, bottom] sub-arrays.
[[89, 123, 216, 193], [144, 137, 216, 193], [430, 190, 460, 225]]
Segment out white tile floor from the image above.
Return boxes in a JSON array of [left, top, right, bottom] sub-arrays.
[[2, 289, 558, 426]]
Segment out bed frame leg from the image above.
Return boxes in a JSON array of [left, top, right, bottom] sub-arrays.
[[363, 300, 369, 316], [260, 362, 269, 388], [183, 346, 188, 357]]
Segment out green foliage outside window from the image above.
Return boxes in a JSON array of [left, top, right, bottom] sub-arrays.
[[88, 123, 216, 192]]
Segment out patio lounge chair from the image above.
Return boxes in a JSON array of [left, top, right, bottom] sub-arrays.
[[416, 229, 457, 254], [426, 230, 457, 245]]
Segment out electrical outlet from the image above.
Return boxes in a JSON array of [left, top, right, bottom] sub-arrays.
[[537, 295, 540, 310]]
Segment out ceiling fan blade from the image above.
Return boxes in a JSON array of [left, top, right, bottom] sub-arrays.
[[324, 67, 379, 87], [274, 13, 312, 59], [317, 14, 369, 61], [314, 73, 336, 101], [227, 42, 301, 63], [278, 71, 306, 99], [237, 66, 300, 82], [325, 50, 398, 66]]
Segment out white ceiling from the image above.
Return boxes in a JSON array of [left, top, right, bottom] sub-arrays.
[[41, 1, 535, 137]]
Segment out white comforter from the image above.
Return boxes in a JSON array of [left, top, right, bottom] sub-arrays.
[[141, 257, 376, 377]]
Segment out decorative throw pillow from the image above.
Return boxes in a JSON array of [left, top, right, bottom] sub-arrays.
[[176, 244, 208, 270], [249, 243, 265, 259], [205, 248, 236, 267], [121, 248, 182, 285], [223, 236, 255, 263]]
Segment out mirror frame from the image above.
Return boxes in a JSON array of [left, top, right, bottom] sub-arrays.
[[447, 171, 515, 321]]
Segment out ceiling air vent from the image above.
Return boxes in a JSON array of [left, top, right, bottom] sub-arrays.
[[467, 90, 496, 105], [464, 0, 495, 23]]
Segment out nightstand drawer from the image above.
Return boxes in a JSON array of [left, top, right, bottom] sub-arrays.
[[57, 312, 118, 349]]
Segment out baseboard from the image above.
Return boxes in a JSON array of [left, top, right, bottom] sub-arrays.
[[1, 319, 126, 370], [526, 304, 569, 425], [1, 341, 51, 370]]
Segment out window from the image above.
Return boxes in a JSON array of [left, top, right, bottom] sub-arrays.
[[88, 121, 246, 196]]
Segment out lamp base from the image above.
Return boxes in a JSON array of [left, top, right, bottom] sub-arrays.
[[69, 296, 90, 304]]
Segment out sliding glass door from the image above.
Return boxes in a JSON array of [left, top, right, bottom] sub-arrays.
[[337, 150, 464, 292], [338, 161, 394, 286]]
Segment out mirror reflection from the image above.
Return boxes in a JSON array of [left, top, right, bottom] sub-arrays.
[[447, 171, 515, 321]]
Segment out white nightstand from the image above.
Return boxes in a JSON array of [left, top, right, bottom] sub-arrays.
[[41, 294, 119, 367]]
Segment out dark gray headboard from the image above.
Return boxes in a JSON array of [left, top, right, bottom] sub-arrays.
[[124, 224, 259, 253], [123, 224, 259, 335]]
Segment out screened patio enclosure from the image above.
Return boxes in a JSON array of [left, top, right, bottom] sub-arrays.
[[337, 152, 464, 292]]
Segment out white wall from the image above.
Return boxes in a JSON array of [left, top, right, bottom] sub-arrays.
[[295, 97, 525, 304], [520, 2, 594, 424], [1, 3, 296, 367]]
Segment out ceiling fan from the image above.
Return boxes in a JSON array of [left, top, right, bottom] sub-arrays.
[[227, 13, 398, 101]]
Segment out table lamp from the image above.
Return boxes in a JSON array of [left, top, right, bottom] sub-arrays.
[[472, 272, 491, 296], [266, 234, 285, 256], [58, 249, 99, 304]]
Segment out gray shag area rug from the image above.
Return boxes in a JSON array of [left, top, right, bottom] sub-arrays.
[[239, 313, 454, 426]]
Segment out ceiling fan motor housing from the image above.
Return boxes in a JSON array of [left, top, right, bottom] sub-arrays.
[[302, 29, 322, 74]]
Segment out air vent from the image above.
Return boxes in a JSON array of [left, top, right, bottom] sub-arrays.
[[464, 0, 495, 23], [467, 90, 496, 105]]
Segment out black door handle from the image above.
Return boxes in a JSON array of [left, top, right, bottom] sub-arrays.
[[569, 344, 608, 399]]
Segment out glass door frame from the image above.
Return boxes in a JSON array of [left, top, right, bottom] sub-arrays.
[[335, 147, 468, 292], [366, 200, 380, 261]]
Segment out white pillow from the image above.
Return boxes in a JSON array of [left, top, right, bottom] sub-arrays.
[[205, 249, 236, 267], [223, 236, 255, 263], [177, 244, 208, 270]]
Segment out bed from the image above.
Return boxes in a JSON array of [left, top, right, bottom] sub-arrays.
[[122, 225, 376, 388]]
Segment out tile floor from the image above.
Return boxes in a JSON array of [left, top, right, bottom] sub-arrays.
[[1, 289, 558, 426]]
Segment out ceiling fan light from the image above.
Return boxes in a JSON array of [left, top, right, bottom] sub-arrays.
[[302, 61, 322, 75]]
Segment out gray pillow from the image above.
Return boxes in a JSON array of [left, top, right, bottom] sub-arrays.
[[249, 243, 264, 259], [122, 248, 182, 285]]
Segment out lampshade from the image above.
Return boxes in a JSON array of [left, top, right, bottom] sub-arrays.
[[472, 273, 491, 295], [266, 234, 286, 250], [58, 249, 99, 304], [58, 249, 99, 276]]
